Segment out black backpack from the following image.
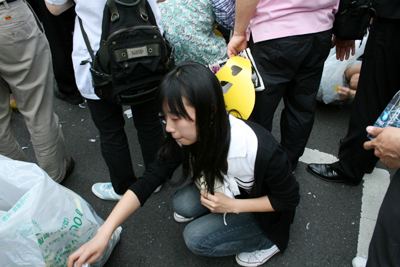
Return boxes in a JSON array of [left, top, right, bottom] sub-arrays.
[[332, 0, 376, 40], [79, 0, 174, 105]]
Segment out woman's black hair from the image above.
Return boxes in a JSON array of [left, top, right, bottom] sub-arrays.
[[155, 61, 231, 194]]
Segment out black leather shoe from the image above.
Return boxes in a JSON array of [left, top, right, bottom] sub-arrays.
[[307, 163, 359, 186], [365, 167, 374, 174], [365, 161, 376, 174]]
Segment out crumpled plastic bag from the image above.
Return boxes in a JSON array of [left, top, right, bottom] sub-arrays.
[[317, 33, 368, 104], [0, 155, 121, 267]]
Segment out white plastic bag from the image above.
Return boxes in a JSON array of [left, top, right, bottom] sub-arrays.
[[0, 155, 121, 267], [317, 33, 368, 104]]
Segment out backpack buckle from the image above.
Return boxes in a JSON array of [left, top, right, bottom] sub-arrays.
[[111, 12, 120, 22]]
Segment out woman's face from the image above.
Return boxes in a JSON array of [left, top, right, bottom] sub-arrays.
[[164, 99, 198, 146]]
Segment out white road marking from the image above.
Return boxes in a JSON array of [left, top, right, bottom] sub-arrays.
[[300, 148, 390, 258]]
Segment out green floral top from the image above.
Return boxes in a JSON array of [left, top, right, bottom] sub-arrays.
[[158, 0, 227, 65]]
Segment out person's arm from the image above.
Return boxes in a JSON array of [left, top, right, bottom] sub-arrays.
[[227, 0, 260, 58], [67, 190, 140, 267], [45, 0, 74, 16], [200, 191, 274, 213], [364, 126, 400, 169], [344, 64, 361, 82]]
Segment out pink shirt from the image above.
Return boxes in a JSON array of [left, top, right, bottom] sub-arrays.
[[249, 0, 339, 43]]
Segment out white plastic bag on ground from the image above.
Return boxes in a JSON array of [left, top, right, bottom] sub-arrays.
[[0, 155, 121, 267]]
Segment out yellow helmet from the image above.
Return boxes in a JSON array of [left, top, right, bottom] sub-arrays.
[[216, 56, 255, 119]]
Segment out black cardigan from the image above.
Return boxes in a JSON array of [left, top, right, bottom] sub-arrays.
[[246, 120, 300, 252], [129, 119, 300, 252]]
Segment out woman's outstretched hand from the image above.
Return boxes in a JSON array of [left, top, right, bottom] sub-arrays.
[[68, 190, 141, 267], [67, 229, 110, 267]]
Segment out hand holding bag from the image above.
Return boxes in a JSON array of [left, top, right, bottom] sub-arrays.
[[0, 155, 121, 267]]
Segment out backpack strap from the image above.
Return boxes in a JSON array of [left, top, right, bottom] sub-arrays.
[[78, 17, 94, 62], [78, 16, 112, 82], [107, 0, 120, 22], [138, 0, 148, 22], [78, 16, 96, 63]]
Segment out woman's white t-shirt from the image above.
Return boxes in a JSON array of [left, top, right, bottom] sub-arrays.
[[221, 115, 258, 198]]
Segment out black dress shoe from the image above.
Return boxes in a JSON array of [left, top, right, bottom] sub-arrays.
[[365, 167, 374, 174], [307, 163, 359, 186], [365, 161, 376, 174]]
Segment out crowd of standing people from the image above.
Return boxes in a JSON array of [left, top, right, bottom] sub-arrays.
[[1, 0, 400, 266]]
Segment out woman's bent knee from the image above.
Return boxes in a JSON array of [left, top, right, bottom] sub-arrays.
[[183, 226, 211, 256]]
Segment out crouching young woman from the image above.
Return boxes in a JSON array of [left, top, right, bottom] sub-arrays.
[[68, 61, 300, 267]]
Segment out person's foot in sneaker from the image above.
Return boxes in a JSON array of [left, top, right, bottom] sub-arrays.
[[92, 182, 123, 201], [154, 185, 162, 193], [235, 245, 280, 267], [173, 212, 194, 223]]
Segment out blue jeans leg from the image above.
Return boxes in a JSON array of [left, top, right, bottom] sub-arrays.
[[172, 183, 210, 218], [172, 183, 274, 257], [183, 212, 274, 257]]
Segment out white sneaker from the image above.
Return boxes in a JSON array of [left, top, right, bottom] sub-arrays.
[[154, 185, 162, 193], [235, 245, 280, 267], [91, 183, 123, 201], [352, 256, 367, 267], [173, 212, 194, 223]]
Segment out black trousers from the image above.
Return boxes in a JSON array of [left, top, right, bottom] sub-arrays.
[[367, 169, 400, 266], [249, 30, 332, 171], [86, 99, 164, 194], [332, 18, 400, 184], [28, 0, 78, 95]]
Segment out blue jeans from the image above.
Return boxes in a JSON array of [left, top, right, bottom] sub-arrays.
[[87, 98, 164, 194], [172, 183, 274, 256]]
